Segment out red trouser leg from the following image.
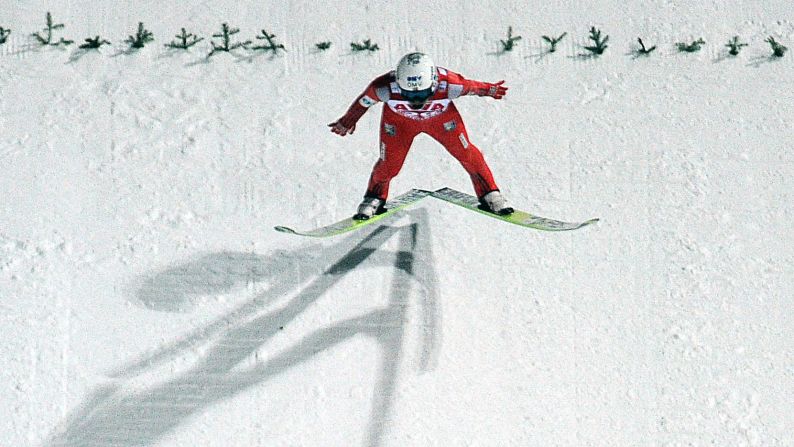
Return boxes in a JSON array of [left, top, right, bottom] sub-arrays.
[[425, 108, 500, 198], [365, 115, 418, 200]]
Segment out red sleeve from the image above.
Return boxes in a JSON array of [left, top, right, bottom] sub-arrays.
[[444, 70, 492, 97], [337, 72, 392, 128]]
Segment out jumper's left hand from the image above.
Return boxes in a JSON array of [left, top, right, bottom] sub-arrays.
[[484, 80, 508, 99]]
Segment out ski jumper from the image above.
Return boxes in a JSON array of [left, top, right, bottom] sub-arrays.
[[336, 68, 503, 200]]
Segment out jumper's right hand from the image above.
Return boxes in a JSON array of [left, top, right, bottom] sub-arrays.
[[328, 120, 356, 136]]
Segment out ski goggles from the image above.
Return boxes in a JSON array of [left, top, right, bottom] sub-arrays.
[[400, 87, 434, 103]]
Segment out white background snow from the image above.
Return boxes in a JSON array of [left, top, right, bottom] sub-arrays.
[[1, 1, 793, 445]]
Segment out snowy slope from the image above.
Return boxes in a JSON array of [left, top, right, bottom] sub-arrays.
[[2, 1, 793, 446]]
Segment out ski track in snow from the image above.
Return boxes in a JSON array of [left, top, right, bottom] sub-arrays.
[[1, 2, 793, 446]]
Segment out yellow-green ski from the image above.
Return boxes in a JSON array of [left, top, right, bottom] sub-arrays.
[[274, 189, 432, 238], [432, 187, 599, 231]]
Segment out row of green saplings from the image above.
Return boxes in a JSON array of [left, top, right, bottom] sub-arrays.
[[0, 15, 787, 59], [0, 12, 380, 56], [499, 26, 788, 58]]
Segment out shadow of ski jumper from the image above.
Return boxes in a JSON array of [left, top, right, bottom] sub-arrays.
[[46, 210, 440, 447]]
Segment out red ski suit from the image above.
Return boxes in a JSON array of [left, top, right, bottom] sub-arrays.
[[334, 68, 505, 200]]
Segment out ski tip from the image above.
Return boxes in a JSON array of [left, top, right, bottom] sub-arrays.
[[574, 218, 600, 230], [274, 225, 297, 234]]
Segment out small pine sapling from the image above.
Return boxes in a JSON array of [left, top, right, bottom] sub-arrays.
[[766, 37, 788, 57], [676, 38, 705, 53], [208, 23, 251, 57], [725, 36, 748, 56], [315, 41, 332, 51], [252, 29, 286, 54], [32, 12, 74, 46], [125, 22, 154, 49], [166, 28, 204, 49], [0, 27, 10, 45], [584, 27, 609, 55], [636, 37, 657, 55], [350, 39, 379, 52], [542, 32, 566, 53], [79, 35, 111, 50], [500, 26, 522, 52]]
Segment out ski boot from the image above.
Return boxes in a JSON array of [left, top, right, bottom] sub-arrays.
[[479, 190, 514, 216], [353, 196, 386, 220]]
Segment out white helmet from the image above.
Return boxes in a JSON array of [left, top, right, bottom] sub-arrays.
[[395, 52, 437, 102]]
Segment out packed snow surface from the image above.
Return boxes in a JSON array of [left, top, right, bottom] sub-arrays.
[[1, 1, 793, 446]]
